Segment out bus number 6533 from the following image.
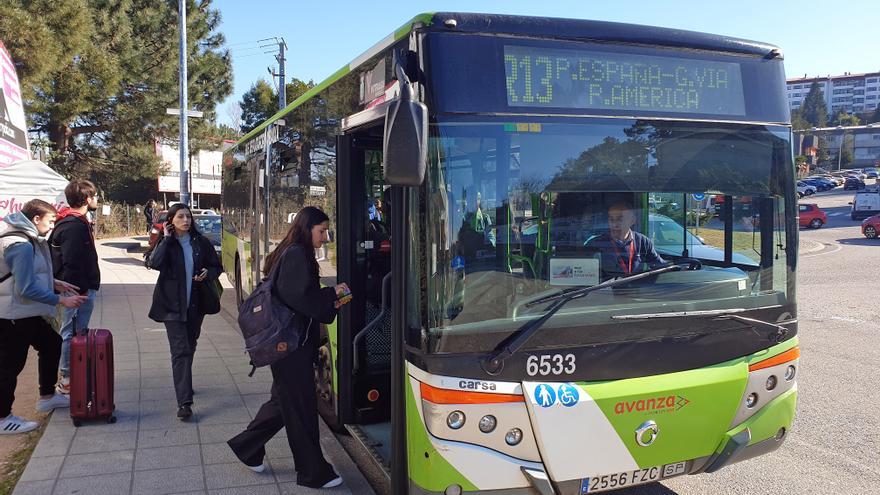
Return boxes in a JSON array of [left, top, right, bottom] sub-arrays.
[[526, 354, 576, 376]]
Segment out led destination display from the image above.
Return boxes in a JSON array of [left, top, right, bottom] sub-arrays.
[[504, 45, 746, 116]]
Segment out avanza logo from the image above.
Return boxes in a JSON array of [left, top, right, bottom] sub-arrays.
[[614, 395, 690, 415]]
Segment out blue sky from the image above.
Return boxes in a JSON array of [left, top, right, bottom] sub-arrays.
[[213, 0, 879, 126]]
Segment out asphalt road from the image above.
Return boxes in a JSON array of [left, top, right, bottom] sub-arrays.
[[618, 182, 880, 495]]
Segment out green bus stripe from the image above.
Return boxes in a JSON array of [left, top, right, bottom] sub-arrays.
[[232, 13, 436, 149]]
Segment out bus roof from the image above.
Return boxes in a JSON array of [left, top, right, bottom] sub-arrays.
[[232, 12, 781, 148]]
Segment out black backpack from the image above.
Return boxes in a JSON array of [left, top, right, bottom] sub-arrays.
[[0, 231, 37, 284]]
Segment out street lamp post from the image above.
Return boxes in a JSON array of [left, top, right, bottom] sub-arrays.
[[836, 126, 847, 172]]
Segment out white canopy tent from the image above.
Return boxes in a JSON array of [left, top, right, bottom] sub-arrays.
[[0, 159, 69, 221]]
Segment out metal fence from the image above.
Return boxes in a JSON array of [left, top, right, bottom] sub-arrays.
[[94, 203, 154, 239]]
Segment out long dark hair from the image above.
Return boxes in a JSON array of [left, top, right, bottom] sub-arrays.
[[263, 206, 329, 277], [145, 203, 201, 257]]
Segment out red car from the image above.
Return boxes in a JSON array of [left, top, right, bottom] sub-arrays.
[[798, 203, 826, 229], [148, 210, 168, 248], [862, 213, 880, 239]]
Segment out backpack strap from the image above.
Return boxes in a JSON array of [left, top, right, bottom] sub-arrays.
[[0, 232, 37, 284]]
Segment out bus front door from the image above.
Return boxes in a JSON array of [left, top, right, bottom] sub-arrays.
[[329, 125, 394, 470]]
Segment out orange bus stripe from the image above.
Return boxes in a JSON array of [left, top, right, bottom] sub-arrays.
[[749, 347, 800, 372], [419, 382, 524, 404]]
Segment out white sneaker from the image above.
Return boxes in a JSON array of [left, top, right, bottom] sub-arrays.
[[321, 476, 343, 488], [0, 415, 39, 435], [36, 394, 70, 412], [247, 463, 266, 473]]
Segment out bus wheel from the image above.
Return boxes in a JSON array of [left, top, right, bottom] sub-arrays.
[[316, 342, 343, 431], [234, 257, 243, 308]]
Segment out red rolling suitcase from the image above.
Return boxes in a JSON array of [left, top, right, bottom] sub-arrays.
[[69, 328, 116, 426]]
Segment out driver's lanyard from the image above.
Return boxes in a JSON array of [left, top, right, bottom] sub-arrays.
[[612, 239, 635, 274]]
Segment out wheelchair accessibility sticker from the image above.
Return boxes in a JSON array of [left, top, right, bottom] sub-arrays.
[[534, 384, 557, 407], [557, 384, 579, 407]]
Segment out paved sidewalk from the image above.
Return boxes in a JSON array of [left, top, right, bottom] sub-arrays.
[[12, 239, 373, 495]]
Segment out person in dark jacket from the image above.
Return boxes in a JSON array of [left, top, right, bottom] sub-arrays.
[[584, 202, 665, 280], [227, 206, 350, 489], [146, 203, 222, 420], [143, 200, 155, 235], [49, 179, 101, 395]]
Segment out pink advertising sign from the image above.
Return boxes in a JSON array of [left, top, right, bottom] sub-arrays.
[[0, 40, 30, 167]]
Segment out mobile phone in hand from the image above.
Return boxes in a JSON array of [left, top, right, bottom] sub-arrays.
[[336, 286, 353, 305]]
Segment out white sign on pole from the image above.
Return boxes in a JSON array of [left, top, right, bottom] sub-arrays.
[[156, 141, 222, 194]]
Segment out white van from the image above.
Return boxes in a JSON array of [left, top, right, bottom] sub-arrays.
[[850, 191, 880, 220]]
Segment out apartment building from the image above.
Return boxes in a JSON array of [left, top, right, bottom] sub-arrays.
[[787, 71, 880, 116]]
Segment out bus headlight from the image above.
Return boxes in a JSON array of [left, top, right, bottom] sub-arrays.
[[478, 415, 497, 433], [505, 428, 523, 446], [784, 365, 796, 381], [765, 375, 777, 391], [446, 411, 466, 430]]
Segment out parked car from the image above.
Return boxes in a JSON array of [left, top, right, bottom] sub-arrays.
[[862, 213, 880, 239], [797, 181, 817, 196], [193, 214, 222, 255], [801, 179, 831, 192], [798, 203, 827, 229], [844, 177, 866, 191], [806, 177, 837, 189], [190, 208, 217, 216], [866, 170, 879, 179], [148, 210, 168, 248]]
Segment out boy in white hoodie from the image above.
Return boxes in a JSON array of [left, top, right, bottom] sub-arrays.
[[0, 200, 86, 434]]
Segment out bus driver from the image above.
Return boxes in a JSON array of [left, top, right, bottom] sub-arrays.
[[585, 202, 665, 279]]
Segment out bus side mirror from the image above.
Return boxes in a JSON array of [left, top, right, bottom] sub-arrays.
[[383, 59, 427, 186]]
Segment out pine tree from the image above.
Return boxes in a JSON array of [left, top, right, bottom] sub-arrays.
[[791, 109, 810, 130], [800, 82, 828, 128], [239, 78, 315, 133], [0, 0, 233, 189]]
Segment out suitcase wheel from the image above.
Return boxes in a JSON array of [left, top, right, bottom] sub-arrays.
[[107, 416, 117, 424], [72, 419, 82, 427]]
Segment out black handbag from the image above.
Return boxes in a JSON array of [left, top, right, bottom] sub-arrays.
[[197, 278, 222, 315]]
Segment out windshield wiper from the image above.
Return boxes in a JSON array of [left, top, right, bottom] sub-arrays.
[[612, 309, 791, 344], [481, 259, 701, 375]]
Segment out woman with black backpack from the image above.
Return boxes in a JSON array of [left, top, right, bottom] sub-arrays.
[[227, 206, 350, 489], [146, 203, 222, 420]]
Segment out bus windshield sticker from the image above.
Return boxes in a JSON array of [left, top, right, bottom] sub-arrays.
[[549, 258, 600, 286], [503, 44, 746, 116]]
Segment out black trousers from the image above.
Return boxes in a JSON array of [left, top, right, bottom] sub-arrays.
[[163, 306, 204, 407], [0, 317, 62, 417], [227, 340, 336, 488]]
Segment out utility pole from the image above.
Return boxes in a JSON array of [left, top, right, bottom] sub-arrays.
[[177, 0, 190, 206], [262, 37, 287, 111]]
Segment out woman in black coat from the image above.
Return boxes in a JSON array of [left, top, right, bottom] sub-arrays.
[[146, 203, 222, 420], [227, 206, 351, 489]]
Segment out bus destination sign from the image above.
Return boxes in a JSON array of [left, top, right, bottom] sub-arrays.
[[503, 45, 746, 116]]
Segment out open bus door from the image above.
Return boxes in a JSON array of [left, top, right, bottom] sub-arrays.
[[324, 122, 396, 483]]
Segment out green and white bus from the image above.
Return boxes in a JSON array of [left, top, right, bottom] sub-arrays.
[[221, 13, 799, 494]]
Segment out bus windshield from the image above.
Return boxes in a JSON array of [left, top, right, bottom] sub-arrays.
[[424, 117, 795, 353]]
